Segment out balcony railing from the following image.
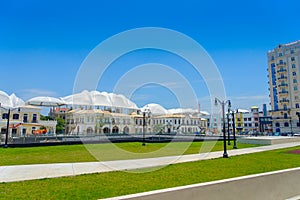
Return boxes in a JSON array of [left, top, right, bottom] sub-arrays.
[[278, 91, 288, 94], [279, 99, 289, 103], [278, 83, 288, 87], [278, 76, 288, 80], [276, 62, 286, 66], [277, 69, 287, 73]]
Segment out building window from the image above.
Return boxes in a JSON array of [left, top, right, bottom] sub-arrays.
[[275, 122, 280, 127], [294, 86, 298, 91], [248, 118, 251, 121], [244, 118, 247, 121], [2, 113, 8, 119], [284, 113, 288, 119], [32, 127, 36, 134], [23, 114, 28, 122], [291, 49, 295, 54], [12, 114, 19, 120], [291, 57, 295, 62], [293, 72, 297, 76], [292, 64, 296, 69], [279, 53, 283, 57], [279, 60, 283, 64], [283, 105, 288, 110], [293, 79, 297, 83], [296, 103, 299, 108], [284, 122, 289, 127], [32, 114, 37, 123]]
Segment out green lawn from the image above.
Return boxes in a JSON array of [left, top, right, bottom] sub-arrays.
[[0, 141, 259, 166], [1, 146, 300, 199]]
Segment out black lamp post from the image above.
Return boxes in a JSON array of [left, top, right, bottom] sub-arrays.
[[232, 109, 237, 149], [215, 98, 230, 158], [0, 104, 20, 148], [297, 112, 300, 131], [142, 107, 151, 146], [227, 103, 231, 145]]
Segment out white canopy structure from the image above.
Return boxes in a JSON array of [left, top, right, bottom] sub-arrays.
[[142, 103, 169, 116], [168, 108, 198, 114], [0, 91, 25, 108], [61, 90, 138, 109], [26, 96, 66, 107]]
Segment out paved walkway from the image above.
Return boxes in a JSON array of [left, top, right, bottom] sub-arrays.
[[1, 142, 300, 183]]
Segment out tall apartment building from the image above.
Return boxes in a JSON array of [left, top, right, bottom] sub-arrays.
[[267, 40, 300, 133]]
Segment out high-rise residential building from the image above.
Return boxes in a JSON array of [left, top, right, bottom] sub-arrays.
[[267, 40, 300, 133]]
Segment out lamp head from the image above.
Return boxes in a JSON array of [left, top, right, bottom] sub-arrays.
[[214, 98, 218, 106]]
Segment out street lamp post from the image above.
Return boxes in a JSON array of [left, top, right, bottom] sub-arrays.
[[232, 109, 237, 149], [215, 98, 230, 158], [4, 108, 11, 148], [227, 105, 231, 145], [289, 117, 293, 136], [297, 112, 300, 132], [142, 107, 151, 146]]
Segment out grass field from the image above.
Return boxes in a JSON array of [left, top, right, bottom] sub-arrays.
[[1, 146, 300, 199], [0, 141, 259, 166]]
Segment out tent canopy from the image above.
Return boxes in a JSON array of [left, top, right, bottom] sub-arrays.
[[26, 96, 66, 107]]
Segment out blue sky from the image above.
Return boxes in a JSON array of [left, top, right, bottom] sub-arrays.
[[1, 0, 300, 111]]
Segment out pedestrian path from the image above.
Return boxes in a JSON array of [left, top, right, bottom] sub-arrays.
[[1, 142, 300, 183]]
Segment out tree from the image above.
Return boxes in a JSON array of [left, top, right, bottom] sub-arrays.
[[40, 115, 54, 121], [56, 118, 66, 134], [153, 124, 165, 134]]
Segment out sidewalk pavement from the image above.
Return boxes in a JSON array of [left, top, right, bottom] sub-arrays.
[[1, 142, 300, 183]]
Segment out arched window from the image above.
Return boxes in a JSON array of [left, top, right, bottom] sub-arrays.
[[123, 126, 129, 134], [86, 127, 93, 134], [112, 126, 119, 134], [284, 113, 288, 119], [275, 122, 280, 127], [284, 122, 289, 127], [103, 127, 110, 134], [296, 104, 300, 109]]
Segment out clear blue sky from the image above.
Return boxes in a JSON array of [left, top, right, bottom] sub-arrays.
[[1, 0, 300, 111]]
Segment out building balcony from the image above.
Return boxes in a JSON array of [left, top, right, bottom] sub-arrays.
[[278, 91, 289, 95], [276, 62, 286, 66], [278, 76, 288, 80], [278, 83, 288, 87], [279, 99, 290, 103], [277, 69, 287, 73]]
